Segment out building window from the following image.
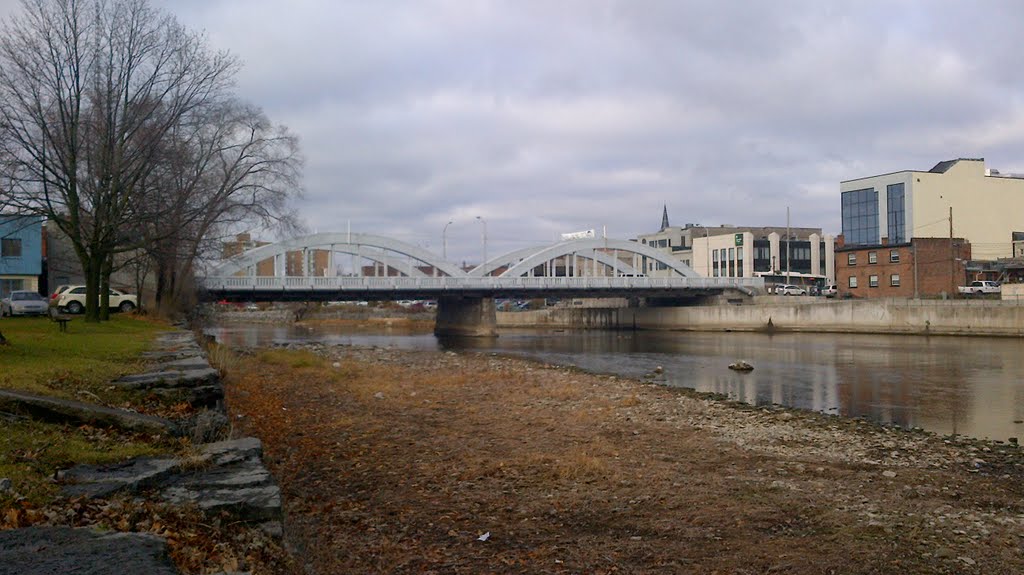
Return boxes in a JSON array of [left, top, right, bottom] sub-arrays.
[[890, 249, 900, 263], [868, 251, 877, 264], [1, 237, 22, 258], [847, 253, 856, 265], [0, 278, 25, 298], [887, 183, 906, 244], [849, 276, 858, 288], [841, 188, 880, 245], [869, 275, 879, 288], [890, 274, 900, 287]]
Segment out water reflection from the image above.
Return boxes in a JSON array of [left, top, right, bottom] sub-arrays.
[[205, 324, 1024, 441]]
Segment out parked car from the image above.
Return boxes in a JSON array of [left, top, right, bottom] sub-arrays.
[[52, 285, 138, 314], [822, 284, 838, 298], [776, 284, 807, 296], [1, 290, 49, 317], [958, 281, 1001, 296]]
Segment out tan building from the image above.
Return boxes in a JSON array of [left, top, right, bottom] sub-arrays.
[[841, 158, 1024, 260]]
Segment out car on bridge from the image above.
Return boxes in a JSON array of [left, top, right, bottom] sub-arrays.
[[776, 284, 807, 296]]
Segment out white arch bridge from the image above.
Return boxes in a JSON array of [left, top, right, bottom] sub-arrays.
[[200, 232, 764, 335]]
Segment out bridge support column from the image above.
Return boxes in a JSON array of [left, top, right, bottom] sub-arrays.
[[434, 296, 497, 337]]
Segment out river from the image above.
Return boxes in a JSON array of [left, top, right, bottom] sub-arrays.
[[206, 323, 1024, 442]]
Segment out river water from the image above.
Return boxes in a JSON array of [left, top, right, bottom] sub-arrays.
[[206, 323, 1024, 442]]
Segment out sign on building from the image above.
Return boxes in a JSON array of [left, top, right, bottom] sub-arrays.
[[734, 233, 744, 246], [561, 229, 596, 240]]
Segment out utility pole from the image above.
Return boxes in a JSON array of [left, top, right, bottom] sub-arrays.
[[913, 241, 919, 299], [949, 206, 955, 298], [786, 206, 791, 283]]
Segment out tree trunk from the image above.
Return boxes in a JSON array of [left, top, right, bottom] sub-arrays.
[[99, 255, 112, 321], [84, 255, 102, 323]]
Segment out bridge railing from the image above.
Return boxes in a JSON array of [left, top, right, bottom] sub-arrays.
[[201, 275, 764, 292]]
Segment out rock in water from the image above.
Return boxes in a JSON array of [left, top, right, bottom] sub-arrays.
[[728, 360, 754, 372]]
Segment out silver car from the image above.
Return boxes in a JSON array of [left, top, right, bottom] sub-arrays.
[[776, 284, 807, 296], [1, 290, 49, 316]]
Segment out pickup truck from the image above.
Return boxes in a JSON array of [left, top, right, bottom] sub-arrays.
[[958, 281, 1001, 295]]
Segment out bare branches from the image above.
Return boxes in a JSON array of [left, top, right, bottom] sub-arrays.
[[0, 0, 296, 320], [137, 100, 304, 310]]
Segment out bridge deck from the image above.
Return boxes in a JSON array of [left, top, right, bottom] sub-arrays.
[[200, 276, 764, 301]]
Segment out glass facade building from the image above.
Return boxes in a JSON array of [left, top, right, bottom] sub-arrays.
[[841, 188, 879, 245]]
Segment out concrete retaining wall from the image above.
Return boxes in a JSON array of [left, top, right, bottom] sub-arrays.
[[499, 299, 1024, 337]]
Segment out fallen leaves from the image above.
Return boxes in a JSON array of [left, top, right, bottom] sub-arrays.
[[223, 345, 1024, 574], [1, 495, 293, 574]]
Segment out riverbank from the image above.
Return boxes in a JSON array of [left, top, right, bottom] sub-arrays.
[[207, 297, 1024, 338], [224, 343, 1024, 574], [499, 298, 1024, 337], [0, 317, 294, 574]]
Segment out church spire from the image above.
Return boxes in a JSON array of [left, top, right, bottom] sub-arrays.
[[660, 204, 669, 231]]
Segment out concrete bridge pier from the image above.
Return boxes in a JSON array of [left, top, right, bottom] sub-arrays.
[[434, 296, 498, 337]]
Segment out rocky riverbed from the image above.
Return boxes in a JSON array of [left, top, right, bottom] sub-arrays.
[[224, 342, 1024, 574]]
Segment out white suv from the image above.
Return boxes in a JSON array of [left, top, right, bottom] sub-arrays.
[[776, 284, 807, 296], [821, 284, 838, 298], [53, 285, 138, 314]]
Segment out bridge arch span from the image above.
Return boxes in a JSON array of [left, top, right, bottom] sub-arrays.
[[469, 245, 639, 278], [210, 232, 468, 278], [498, 238, 700, 279]]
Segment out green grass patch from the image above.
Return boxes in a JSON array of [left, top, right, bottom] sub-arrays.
[[0, 315, 165, 400], [255, 348, 326, 369], [0, 418, 171, 505], [1, 315, 177, 508]]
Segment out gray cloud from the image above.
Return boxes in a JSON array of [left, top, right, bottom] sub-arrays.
[[52, 1, 1024, 261]]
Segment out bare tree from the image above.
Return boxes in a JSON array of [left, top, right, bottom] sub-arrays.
[[0, 0, 238, 321], [138, 100, 303, 315]]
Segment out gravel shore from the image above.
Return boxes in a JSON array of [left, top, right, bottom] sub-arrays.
[[225, 344, 1024, 574]]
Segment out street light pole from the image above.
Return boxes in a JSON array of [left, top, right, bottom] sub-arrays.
[[475, 216, 487, 266], [442, 220, 453, 260]]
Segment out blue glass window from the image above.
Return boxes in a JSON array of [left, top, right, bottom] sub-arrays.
[[841, 188, 879, 245], [887, 183, 905, 243]]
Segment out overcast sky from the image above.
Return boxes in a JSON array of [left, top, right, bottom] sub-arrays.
[[7, 0, 1024, 264]]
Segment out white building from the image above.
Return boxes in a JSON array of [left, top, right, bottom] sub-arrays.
[[691, 231, 835, 284], [635, 207, 835, 283], [841, 158, 1024, 259]]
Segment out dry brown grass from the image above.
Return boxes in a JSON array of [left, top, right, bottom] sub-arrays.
[[223, 347, 1024, 575]]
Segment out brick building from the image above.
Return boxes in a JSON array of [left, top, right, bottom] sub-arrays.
[[835, 237, 970, 298]]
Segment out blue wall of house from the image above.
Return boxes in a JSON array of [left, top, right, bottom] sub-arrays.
[[0, 215, 43, 276]]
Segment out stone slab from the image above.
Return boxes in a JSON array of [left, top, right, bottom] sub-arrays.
[[62, 457, 181, 498], [111, 367, 220, 390], [59, 437, 281, 523], [0, 389, 177, 435], [0, 526, 179, 575], [158, 357, 213, 371], [160, 438, 280, 521]]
